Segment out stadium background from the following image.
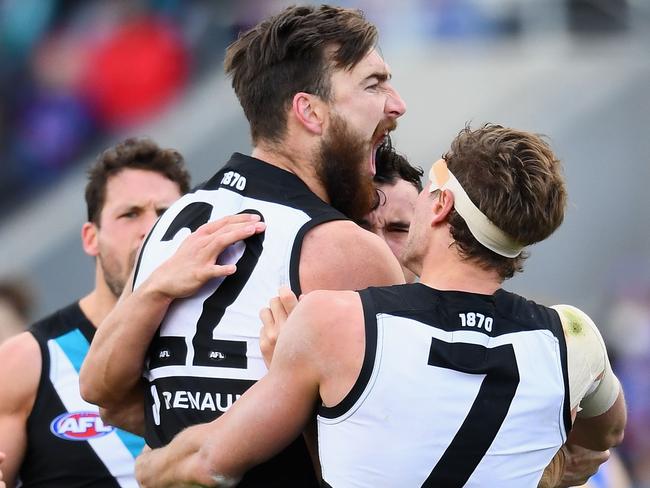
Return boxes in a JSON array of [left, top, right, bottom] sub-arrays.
[[0, 0, 648, 485]]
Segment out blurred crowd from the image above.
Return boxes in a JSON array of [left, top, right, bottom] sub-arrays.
[[604, 261, 650, 487], [0, 0, 633, 218], [0, 0, 272, 216]]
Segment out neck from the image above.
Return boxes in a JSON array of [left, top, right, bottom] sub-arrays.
[[251, 139, 329, 203], [78, 271, 118, 328], [419, 245, 502, 296]]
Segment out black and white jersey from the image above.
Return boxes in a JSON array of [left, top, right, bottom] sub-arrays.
[[317, 283, 571, 488], [21, 303, 144, 487], [133, 153, 345, 486]]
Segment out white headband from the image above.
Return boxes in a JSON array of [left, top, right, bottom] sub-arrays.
[[429, 160, 524, 258]]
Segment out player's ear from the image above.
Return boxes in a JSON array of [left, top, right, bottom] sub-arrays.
[[81, 222, 100, 257], [431, 189, 454, 225], [292, 92, 325, 135]]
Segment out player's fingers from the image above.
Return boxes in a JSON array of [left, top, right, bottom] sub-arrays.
[[206, 221, 266, 255], [259, 307, 275, 330], [208, 263, 237, 279], [259, 308, 277, 368], [197, 213, 261, 235], [269, 296, 289, 326], [278, 286, 298, 316]]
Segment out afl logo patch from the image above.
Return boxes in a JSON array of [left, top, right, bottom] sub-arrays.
[[50, 411, 114, 441]]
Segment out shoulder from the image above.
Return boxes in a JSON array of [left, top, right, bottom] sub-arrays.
[[0, 331, 42, 368], [28, 303, 80, 340], [551, 304, 608, 408], [280, 290, 363, 347], [298, 289, 362, 322], [0, 331, 41, 414], [279, 290, 364, 368], [300, 221, 404, 292], [551, 304, 605, 352]]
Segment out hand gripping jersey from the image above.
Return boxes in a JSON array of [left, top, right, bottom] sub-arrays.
[[133, 153, 346, 487], [318, 284, 572, 488], [21, 303, 144, 487]]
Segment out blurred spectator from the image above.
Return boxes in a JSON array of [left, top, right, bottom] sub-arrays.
[[82, 17, 189, 128], [0, 0, 219, 217], [604, 260, 650, 487], [0, 278, 33, 344]]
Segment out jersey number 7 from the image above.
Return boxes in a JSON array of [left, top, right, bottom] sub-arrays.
[[423, 338, 520, 487]]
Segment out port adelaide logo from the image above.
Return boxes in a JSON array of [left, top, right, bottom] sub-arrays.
[[50, 411, 115, 441]]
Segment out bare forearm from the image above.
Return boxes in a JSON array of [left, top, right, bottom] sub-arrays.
[[80, 280, 172, 407], [99, 384, 146, 436], [136, 423, 240, 488]]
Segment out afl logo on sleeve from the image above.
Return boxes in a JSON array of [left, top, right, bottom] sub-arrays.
[[50, 411, 115, 441]]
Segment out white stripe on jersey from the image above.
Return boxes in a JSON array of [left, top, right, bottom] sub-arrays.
[[48, 340, 139, 488]]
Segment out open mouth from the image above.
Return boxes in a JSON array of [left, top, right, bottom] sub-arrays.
[[370, 133, 387, 176], [370, 121, 396, 176]]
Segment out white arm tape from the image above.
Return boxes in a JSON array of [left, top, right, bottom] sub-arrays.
[[551, 304, 620, 417], [578, 354, 620, 418]]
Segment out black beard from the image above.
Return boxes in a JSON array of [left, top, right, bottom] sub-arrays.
[[316, 115, 377, 222]]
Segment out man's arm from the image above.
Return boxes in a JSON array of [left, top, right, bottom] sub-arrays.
[[135, 292, 339, 487], [0, 333, 41, 487], [80, 215, 266, 431], [569, 388, 626, 451], [552, 304, 626, 452], [539, 443, 610, 488], [539, 303, 627, 488]]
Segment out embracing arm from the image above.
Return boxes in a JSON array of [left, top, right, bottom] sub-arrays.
[[260, 222, 401, 366], [79, 270, 173, 431], [135, 293, 328, 487], [80, 215, 266, 431], [0, 333, 41, 487], [535, 304, 627, 488], [569, 384, 626, 451], [552, 304, 626, 451]]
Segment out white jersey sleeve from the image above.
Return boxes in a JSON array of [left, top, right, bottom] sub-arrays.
[[552, 304, 620, 417]]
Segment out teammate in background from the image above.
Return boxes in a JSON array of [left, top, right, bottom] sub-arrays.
[[133, 124, 626, 488], [0, 138, 193, 487], [358, 138, 423, 283], [80, 5, 406, 487]]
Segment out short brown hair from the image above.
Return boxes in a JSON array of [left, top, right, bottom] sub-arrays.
[[85, 137, 191, 224], [443, 124, 567, 280], [224, 5, 378, 144]]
